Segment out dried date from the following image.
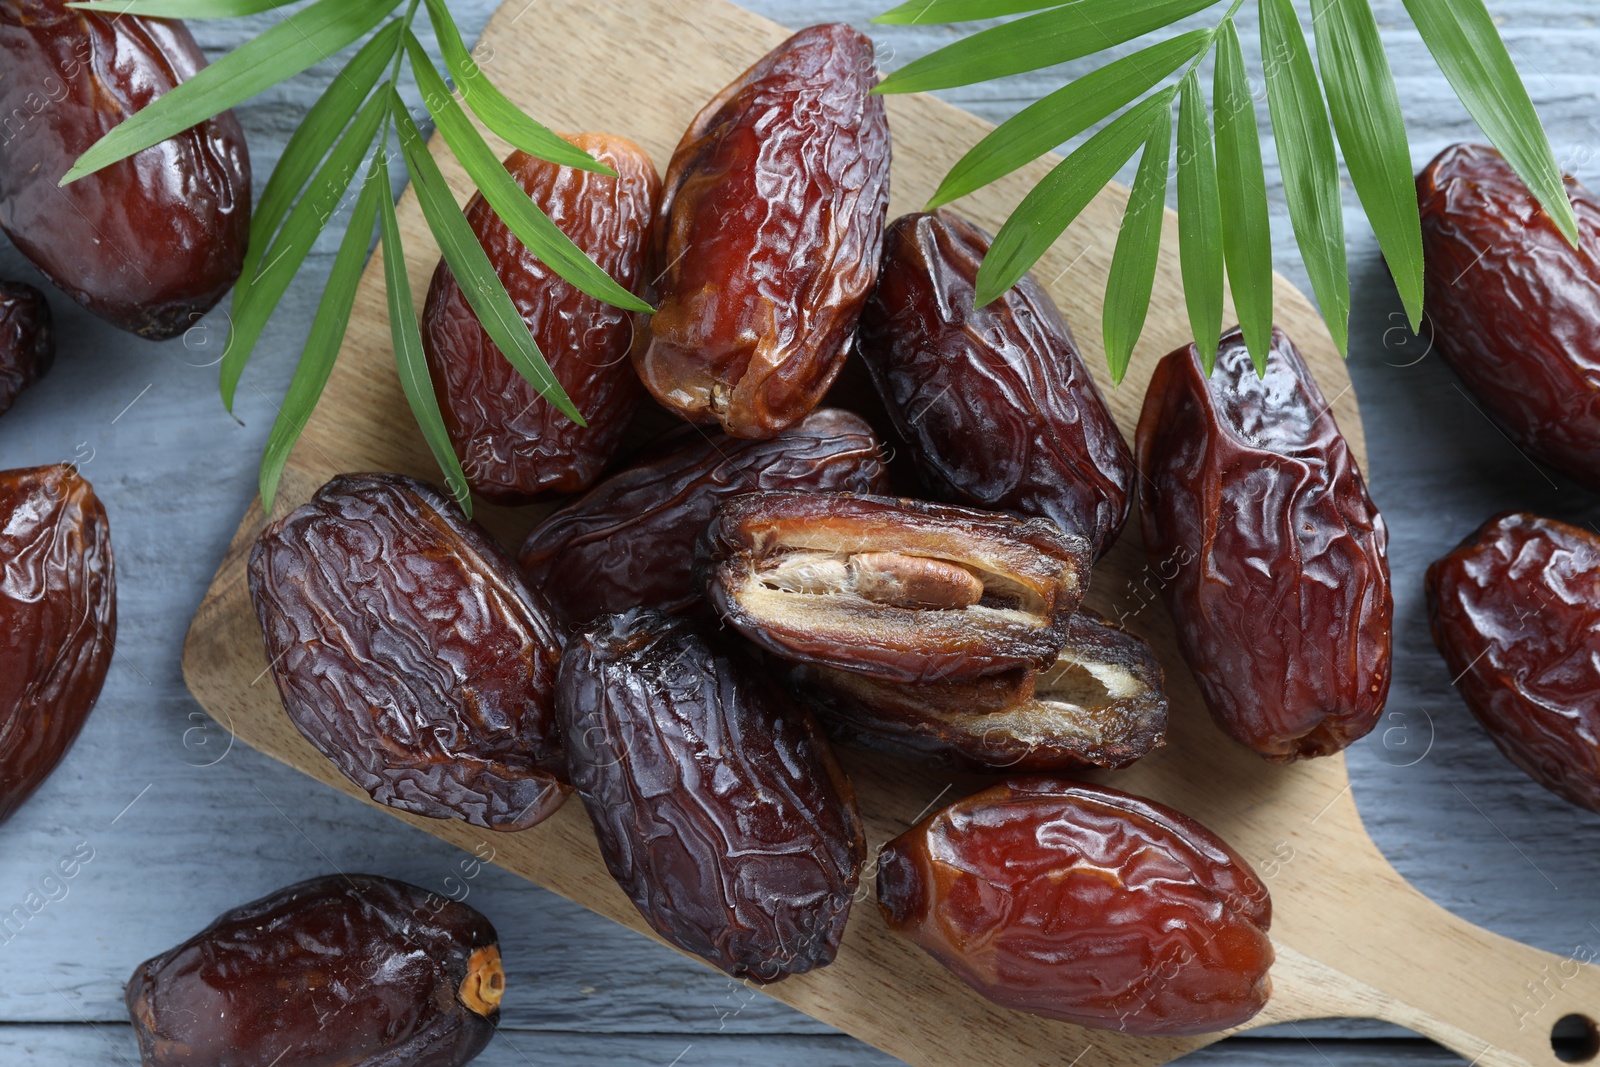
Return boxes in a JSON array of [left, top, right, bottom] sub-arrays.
[[877, 778, 1274, 1035], [0, 280, 52, 417], [126, 873, 502, 1067], [634, 23, 890, 437], [250, 473, 568, 832], [1135, 327, 1392, 761], [557, 609, 865, 983]]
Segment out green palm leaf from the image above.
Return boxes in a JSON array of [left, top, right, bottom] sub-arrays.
[[1104, 102, 1173, 383], [1213, 19, 1273, 373], [1176, 69, 1223, 374]]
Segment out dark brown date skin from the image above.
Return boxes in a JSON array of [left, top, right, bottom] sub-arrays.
[[0, 280, 52, 417], [1418, 144, 1600, 489], [877, 778, 1273, 1035], [557, 609, 865, 983], [1427, 512, 1600, 812], [1135, 327, 1392, 761], [0, 0, 250, 339], [0, 464, 115, 826], [635, 23, 890, 437], [126, 874, 503, 1067], [250, 473, 568, 832], [794, 609, 1167, 772], [857, 211, 1134, 557], [423, 134, 659, 504], [700, 491, 1090, 685], [518, 407, 886, 625]]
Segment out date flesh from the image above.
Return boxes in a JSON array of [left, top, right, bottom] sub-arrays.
[[857, 211, 1134, 557], [126, 873, 502, 1067], [250, 473, 568, 832], [518, 407, 886, 625], [1427, 512, 1600, 812], [0, 280, 52, 417], [877, 778, 1273, 1035], [423, 134, 660, 504], [1418, 144, 1600, 490], [0, 0, 250, 339], [557, 609, 865, 983], [0, 464, 115, 826], [635, 23, 890, 437], [1136, 327, 1392, 761], [700, 491, 1089, 685]]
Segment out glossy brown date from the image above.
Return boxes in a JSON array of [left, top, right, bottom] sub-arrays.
[[1427, 512, 1600, 812], [423, 134, 660, 504], [634, 23, 890, 437], [250, 473, 568, 832], [1135, 327, 1392, 761], [517, 408, 886, 625], [0, 280, 52, 417], [0, 464, 115, 826], [877, 778, 1274, 1035], [1418, 144, 1600, 489], [0, 0, 250, 339], [126, 873, 502, 1067], [557, 609, 865, 983], [857, 211, 1134, 557], [700, 491, 1089, 685]]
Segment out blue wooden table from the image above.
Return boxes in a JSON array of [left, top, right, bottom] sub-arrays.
[[2, 2, 1597, 1063]]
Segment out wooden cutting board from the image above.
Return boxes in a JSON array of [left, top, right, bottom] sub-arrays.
[[181, 0, 1600, 1063]]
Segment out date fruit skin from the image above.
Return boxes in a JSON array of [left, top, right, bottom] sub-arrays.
[[700, 491, 1089, 685], [857, 211, 1134, 557], [1136, 327, 1392, 761], [0, 280, 53, 417], [0, 0, 251, 339], [518, 407, 886, 625], [877, 778, 1273, 1036], [126, 873, 503, 1067], [250, 473, 568, 832], [423, 134, 660, 504], [557, 609, 865, 983], [0, 464, 116, 826], [635, 23, 890, 437], [1427, 512, 1600, 812], [1418, 144, 1600, 490]]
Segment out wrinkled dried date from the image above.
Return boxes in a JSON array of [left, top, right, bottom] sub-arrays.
[[250, 473, 568, 831], [1136, 327, 1392, 761], [857, 211, 1134, 557], [635, 23, 890, 437], [1418, 144, 1600, 489], [0, 0, 250, 339], [518, 408, 886, 624], [1427, 512, 1600, 812], [0, 280, 52, 417], [877, 778, 1274, 1035], [423, 134, 659, 504], [126, 874, 502, 1067], [557, 609, 865, 983], [0, 464, 115, 826]]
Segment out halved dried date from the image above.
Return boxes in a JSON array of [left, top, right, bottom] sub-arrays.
[[249, 473, 568, 831], [0, 280, 52, 418], [1136, 327, 1392, 761], [700, 491, 1089, 685], [1427, 512, 1600, 812], [126, 873, 502, 1067], [857, 211, 1134, 557], [557, 609, 864, 983], [877, 778, 1273, 1036], [423, 134, 659, 503]]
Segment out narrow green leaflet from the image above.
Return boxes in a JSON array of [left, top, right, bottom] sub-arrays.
[[874, 0, 1216, 95], [1402, 0, 1577, 244], [420, 0, 612, 175], [1176, 70, 1223, 374], [1213, 20, 1273, 373], [63, 0, 400, 182], [929, 29, 1207, 209], [874, 0, 1070, 25], [68, 0, 300, 15], [1259, 0, 1347, 357], [1312, 0, 1423, 330], [976, 90, 1173, 307], [1103, 103, 1172, 384]]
